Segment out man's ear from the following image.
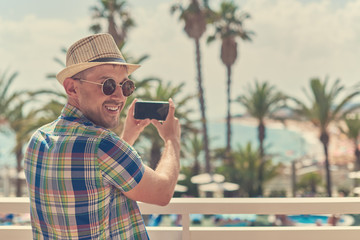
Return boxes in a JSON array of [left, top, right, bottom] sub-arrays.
[[63, 78, 78, 98]]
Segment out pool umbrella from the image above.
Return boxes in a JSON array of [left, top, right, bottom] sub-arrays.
[[353, 187, 360, 195], [178, 173, 186, 181], [198, 182, 239, 192], [191, 173, 225, 184], [349, 171, 360, 179], [175, 184, 188, 192]]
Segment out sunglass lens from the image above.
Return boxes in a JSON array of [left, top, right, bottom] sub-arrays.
[[122, 81, 135, 97], [102, 79, 116, 95]]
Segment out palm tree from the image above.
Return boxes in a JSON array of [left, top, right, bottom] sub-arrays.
[[0, 69, 46, 196], [339, 113, 360, 171], [207, 0, 253, 157], [90, 0, 135, 46], [0, 69, 21, 125], [292, 77, 360, 197], [0, 69, 25, 196], [237, 80, 286, 196], [4, 102, 34, 196], [296, 172, 323, 196], [171, 0, 213, 173], [216, 142, 280, 197], [29, 91, 67, 121], [135, 80, 195, 169], [184, 131, 203, 176]]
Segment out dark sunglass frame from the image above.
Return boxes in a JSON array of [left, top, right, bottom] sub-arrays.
[[74, 78, 135, 96]]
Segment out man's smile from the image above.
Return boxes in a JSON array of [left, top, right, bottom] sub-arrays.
[[104, 102, 123, 113]]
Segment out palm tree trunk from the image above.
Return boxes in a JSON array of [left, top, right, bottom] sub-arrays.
[[194, 38, 211, 173], [354, 142, 360, 187], [150, 141, 161, 170], [16, 147, 23, 197], [320, 131, 332, 197], [257, 121, 265, 196], [355, 141, 360, 171], [107, 0, 122, 46], [192, 158, 200, 176], [225, 65, 232, 159]]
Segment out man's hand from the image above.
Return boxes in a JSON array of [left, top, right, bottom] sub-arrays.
[[121, 99, 151, 145], [151, 98, 181, 147]]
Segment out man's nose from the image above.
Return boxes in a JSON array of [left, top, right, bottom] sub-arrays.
[[111, 85, 126, 99]]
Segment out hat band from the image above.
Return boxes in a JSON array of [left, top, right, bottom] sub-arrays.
[[89, 57, 126, 63]]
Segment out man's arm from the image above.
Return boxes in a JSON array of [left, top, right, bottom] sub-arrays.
[[123, 99, 181, 206]]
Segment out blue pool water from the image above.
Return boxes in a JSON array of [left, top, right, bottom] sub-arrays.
[[288, 214, 344, 225]]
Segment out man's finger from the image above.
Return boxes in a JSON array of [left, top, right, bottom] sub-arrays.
[[139, 119, 151, 128], [151, 119, 162, 128], [129, 98, 138, 113], [166, 98, 175, 120]]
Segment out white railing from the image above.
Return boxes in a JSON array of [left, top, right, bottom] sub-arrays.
[[1, 197, 360, 240]]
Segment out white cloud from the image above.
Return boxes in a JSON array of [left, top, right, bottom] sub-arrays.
[[1, 0, 360, 120], [0, 15, 89, 93], [231, 0, 360, 106], [127, 0, 360, 119], [129, 2, 195, 83]]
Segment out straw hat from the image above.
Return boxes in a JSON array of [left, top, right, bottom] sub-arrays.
[[56, 33, 140, 84]]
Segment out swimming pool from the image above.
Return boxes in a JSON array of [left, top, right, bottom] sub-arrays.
[[287, 214, 353, 226]]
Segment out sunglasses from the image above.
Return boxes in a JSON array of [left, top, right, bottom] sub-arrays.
[[75, 78, 135, 97]]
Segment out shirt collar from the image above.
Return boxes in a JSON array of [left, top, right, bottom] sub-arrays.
[[60, 103, 93, 125]]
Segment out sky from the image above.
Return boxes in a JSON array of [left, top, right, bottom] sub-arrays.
[[1, 0, 360, 120]]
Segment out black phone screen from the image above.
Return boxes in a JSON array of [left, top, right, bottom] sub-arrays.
[[134, 101, 169, 120]]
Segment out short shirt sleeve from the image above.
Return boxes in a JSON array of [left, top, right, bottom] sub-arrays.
[[97, 135, 145, 192]]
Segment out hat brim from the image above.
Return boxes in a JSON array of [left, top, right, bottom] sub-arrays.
[[56, 62, 141, 85]]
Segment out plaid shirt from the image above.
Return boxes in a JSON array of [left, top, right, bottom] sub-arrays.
[[24, 104, 149, 240]]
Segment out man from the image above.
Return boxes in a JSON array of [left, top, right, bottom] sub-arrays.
[[24, 33, 181, 239]]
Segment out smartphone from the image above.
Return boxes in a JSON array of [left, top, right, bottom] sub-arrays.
[[134, 101, 169, 121]]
